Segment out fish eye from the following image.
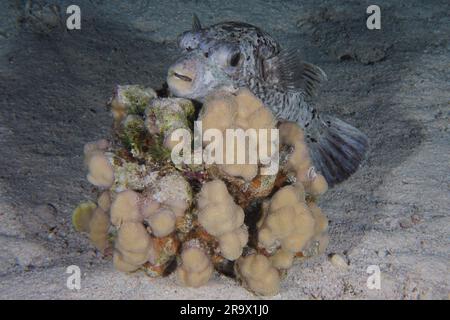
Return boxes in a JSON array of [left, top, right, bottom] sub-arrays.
[[229, 52, 241, 67]]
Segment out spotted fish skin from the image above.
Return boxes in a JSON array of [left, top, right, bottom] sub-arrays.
[[168, 19, 368, 186]]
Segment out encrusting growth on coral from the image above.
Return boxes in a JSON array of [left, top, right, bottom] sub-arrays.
[[110, 85, 157, 122], [145, 97, 195, 150], [72, 201, 97, 233], [72, 85, 330, 296]]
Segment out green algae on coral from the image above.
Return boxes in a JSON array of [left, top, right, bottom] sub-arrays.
[[145, 98, 195, 150], [109, 155, 158, 192], [146, 134, 172, 162], [119, 115, 148, 158], [113, 95, 195, 163], [110, 85, 157, 121]]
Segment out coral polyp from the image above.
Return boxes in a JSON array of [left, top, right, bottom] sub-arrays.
[[72, 86, 330, 296]]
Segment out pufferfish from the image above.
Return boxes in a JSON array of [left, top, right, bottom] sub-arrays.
[[167, 15, 368, 186]]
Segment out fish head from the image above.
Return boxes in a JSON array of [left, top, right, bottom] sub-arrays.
[[167, 18, 280, 101]]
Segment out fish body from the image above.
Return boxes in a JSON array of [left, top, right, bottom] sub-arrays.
[[167, 17, 368, 186]]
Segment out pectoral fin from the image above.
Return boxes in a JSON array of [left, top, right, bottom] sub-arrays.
[[276, 49, 327, 97]]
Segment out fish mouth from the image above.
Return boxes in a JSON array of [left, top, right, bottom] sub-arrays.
[[167, 60, 201, 98], [167, 66, 197, 98], [173, 72, 193, 82]]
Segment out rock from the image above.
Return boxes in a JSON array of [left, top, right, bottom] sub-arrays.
[[329, 254, 349, 269], [355, 46, 387, 65], [22, 203, 58, 235], [399, 218, 413, 229], [411, 214, 421, 224], [34, 204, 57, 228]]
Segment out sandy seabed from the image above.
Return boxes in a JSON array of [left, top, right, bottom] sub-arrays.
[[0, 0, 448, 299]]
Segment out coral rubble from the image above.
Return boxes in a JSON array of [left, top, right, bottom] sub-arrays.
[[72, 85, 329, 296]]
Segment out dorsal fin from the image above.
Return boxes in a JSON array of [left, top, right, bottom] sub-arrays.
[[192, 14, 202, 31], [277, 49, 327, 97]]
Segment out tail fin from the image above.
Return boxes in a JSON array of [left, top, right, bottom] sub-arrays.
[[306, 115, 368, 187]]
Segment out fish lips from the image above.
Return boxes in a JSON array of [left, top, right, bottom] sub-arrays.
[[167, 60, 199, 98]]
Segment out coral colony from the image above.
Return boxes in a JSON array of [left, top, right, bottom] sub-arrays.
[[73, 85, 329, 296]]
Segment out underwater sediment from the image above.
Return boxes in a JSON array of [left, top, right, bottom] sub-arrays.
[[72, 84, 330, 296]]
